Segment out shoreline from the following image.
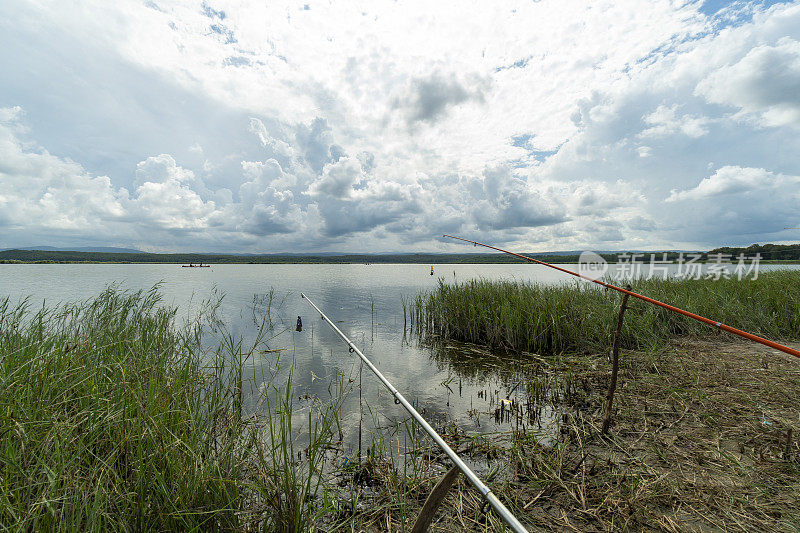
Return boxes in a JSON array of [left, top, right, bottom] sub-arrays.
[[2, 259, 800, 265], [2, 246, 799, 265], [3, 283, 798, 530]]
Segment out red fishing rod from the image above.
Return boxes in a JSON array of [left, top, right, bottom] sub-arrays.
[[443, 234, 800, 359]]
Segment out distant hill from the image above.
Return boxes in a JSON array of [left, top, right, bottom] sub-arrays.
[[0, 249, 585, 264], [3, 246, 143, 254], [0, 249, 708, 264], [1, 244, 796, 264]]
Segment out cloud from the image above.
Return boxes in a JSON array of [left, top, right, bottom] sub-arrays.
[[237, 159, 299, 235], [2, 1, 800, 252], [132, 155, 220, 231], [661, 165, 800, 243], [667, 165, 799, 201], [307, 157, 425, 237], [248, 118, 295, 159], [696, 37, 800, 127], [0, 105, 24, 124], [638, 105, 710, 138], [397, 72, 489, 124], [529, 2, 800, 249], [0, 110, 231, 246], [568, 181, 645, 217], [135, 154, 195, 186], [307, 156, 363, 199], [0, 108, 127, 233], [470, 166, 566, 230], [295, 118, 338, 173]]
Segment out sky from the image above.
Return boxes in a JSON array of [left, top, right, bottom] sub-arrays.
[[0, 0, 799, 253]]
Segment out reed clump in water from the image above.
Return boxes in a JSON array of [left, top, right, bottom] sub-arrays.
[[414, 271, 800, 354], [0, 287, 248, 529], [0, 287, 343, 531]]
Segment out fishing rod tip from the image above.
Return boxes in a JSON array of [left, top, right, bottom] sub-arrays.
[[300, 293, 306, 299]]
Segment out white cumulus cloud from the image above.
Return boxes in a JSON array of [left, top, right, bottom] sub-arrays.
[[1, 1, 800, 252], [696, 37, 800, 127]]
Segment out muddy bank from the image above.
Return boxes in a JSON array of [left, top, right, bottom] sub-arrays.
[[336, 339, 800, 531]]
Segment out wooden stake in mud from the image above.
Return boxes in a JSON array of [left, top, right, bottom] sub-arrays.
[[411, 465, 461, 533], [603, 287, 631, 435]]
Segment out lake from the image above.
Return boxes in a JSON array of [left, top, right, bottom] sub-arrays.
[[3, 262, 798, 450]]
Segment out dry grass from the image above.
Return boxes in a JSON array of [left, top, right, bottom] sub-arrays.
[[327, 339, 800, 532], [568, 339, 800, 532]]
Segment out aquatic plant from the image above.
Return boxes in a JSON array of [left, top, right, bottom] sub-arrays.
[[0, 287, 343, 531], [413, 271, 800, 354]]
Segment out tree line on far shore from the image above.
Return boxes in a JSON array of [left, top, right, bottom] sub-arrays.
[[0, 242, 798, 264]]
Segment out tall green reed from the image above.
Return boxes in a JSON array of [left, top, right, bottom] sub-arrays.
[[0, 286, 347, 531], [0, 287, 246, 530], [414, 271, 800, 354]]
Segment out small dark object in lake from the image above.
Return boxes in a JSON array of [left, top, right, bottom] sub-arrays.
[[296, 316, 302, 331]]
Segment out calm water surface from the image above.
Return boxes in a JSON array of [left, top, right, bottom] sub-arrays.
[[3, 262, 797, 450]]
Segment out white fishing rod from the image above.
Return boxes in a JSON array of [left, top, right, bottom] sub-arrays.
[[300, 293, 528, 533]]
